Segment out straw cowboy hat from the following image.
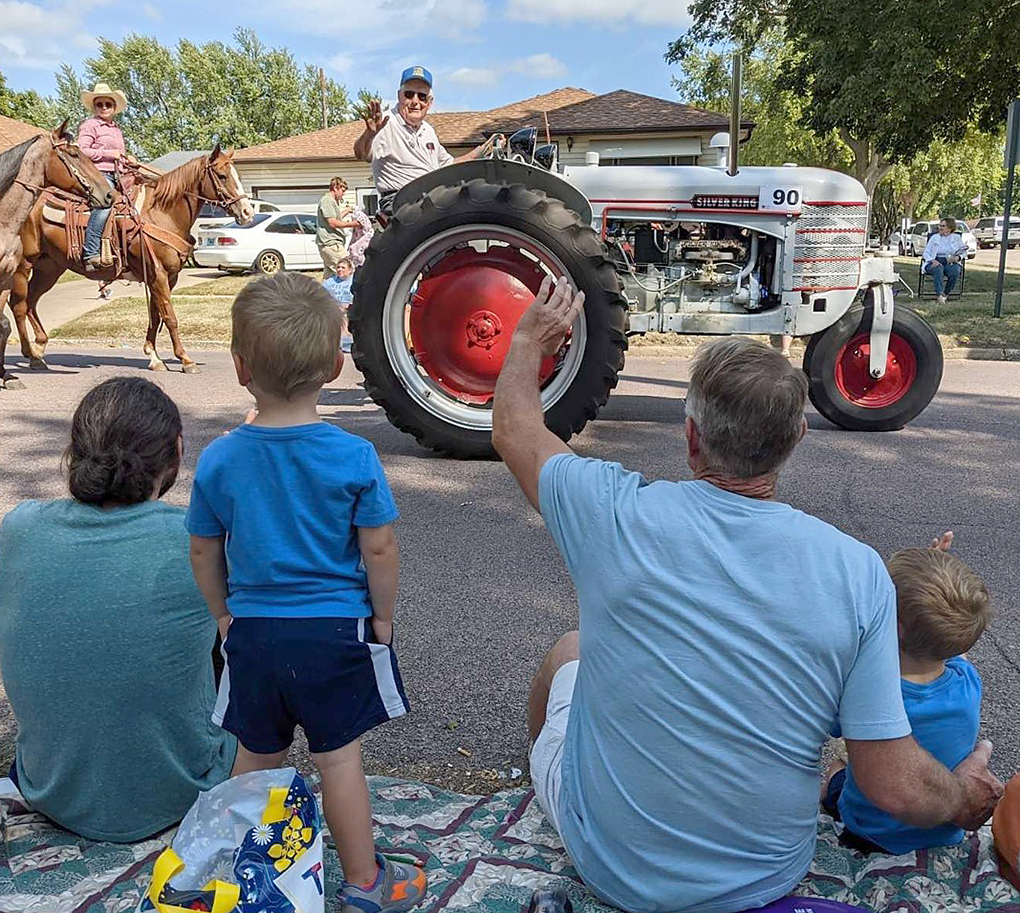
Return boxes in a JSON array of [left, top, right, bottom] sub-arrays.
[[81, 82, 127, 115]]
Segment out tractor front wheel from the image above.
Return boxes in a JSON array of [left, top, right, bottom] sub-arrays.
[[803, 297, 943, 431], [350, 179, 627, 457]]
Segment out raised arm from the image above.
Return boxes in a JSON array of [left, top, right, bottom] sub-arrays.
[[492, 275, 584, 509], [354, 100, 388, 163], [846, 736, 1002, 830]]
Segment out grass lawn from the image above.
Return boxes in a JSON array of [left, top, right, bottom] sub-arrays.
[[176, 270, 321, 298], [50, 258, 1020, 350], [52, 295, 232, 346]]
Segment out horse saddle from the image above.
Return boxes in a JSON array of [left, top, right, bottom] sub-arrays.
[[40, 185, 189, 274]]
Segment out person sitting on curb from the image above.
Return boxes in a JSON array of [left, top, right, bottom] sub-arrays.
[[823, 533, 993, 854], [354, 66, 497, 218], [492, 281, 1003, 913], [0, 377, 236, 841], [922, 217, 967, 304]]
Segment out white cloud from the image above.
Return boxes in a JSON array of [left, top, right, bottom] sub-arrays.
[[142, 1, 162, 20], [0, 0, 90, 71], [328, 53, 354, 77], [448, 66, 499, 87], [506, 0, 690, 26], [261, 0, 486, 44], [506, 53, 567, 79]]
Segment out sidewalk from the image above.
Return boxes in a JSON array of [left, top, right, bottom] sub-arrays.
[[7, 267, 222, 335]]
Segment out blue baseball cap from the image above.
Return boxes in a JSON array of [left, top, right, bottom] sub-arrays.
[[400, 66, 433, 88]]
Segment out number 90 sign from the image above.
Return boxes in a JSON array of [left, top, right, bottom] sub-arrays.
[[759, 185, 803, 213]]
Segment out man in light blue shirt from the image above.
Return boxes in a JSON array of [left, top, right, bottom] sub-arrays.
[[492, 277, 1002, 913], [922, 217, 967, 302]]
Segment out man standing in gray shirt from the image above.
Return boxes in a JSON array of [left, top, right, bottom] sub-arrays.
[[316, 177, 359, 280]]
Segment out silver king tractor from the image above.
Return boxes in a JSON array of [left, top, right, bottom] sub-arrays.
[[350, 130, 941, 458]]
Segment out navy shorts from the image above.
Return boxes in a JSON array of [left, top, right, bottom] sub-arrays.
[[214, 616, 409, 754]]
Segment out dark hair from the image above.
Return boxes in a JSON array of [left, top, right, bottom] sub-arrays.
[[65, 377, 182, 505]]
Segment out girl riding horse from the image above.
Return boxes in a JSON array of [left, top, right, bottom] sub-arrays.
[[8, 144, 254, 377]]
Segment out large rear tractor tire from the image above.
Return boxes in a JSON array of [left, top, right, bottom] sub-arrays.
[[350, 179, 628, 457], [803, 296, 943, 431]]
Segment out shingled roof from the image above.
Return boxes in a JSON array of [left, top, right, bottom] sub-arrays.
[[234, 88, 595, 164], [498, 90, 753, 137], [0, 114, 44, 151]]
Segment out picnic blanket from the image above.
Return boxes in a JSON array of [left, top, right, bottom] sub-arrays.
[[1, 777, 1018, 913]]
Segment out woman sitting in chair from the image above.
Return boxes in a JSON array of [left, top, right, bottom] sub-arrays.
[[77, 82, 136, 271], [922, 217, 966, 305]]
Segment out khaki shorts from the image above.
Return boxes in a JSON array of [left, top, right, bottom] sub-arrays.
[[319, 241, 349, 279]]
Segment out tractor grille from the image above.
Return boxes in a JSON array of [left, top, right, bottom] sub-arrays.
[[793, 203, 868, 291]]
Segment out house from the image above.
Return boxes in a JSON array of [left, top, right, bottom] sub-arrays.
[[0, 114, 44, 151], [233, 88, 753, 214]]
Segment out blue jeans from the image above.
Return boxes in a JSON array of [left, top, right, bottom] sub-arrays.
[[83, 174, 116, 260], [924, 257, 961, 297]]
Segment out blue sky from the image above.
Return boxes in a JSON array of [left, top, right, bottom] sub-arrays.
[[0, 0, 691, 112]]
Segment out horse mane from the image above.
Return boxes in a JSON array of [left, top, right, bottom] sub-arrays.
[[149, 154, 208, 209], [0, 136, 43, 198]]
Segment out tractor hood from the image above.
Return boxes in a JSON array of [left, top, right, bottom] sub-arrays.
[[561, 164, 869, 219]]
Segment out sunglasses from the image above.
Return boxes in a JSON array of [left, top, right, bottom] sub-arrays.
[[402, 90, 430, 102], [95, 100, 116, 109]]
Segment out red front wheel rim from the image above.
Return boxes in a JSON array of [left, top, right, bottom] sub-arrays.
[[408, 246, 557, 404], [834, 332, 917, 408]]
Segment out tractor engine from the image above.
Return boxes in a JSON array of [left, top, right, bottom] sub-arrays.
[[606, 220, 779, 317]]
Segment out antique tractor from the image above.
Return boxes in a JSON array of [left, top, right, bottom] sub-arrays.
[[350, 130, 942, 458]]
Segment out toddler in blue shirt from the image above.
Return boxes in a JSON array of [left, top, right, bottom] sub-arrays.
[[823, 535, 992, 854], [187, 272, 427, 913]]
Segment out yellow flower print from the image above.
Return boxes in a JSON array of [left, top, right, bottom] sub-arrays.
[[267, 816, 314, 872]]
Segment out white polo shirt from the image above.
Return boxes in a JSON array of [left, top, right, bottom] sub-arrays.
[[371, 115, 453, 195]]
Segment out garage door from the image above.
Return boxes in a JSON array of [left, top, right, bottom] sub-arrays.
[[254, 189, 323, 212]]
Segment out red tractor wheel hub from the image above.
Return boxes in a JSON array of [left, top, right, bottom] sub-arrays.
[[409, 247, 556, 403], [834, 332, 917, 408]]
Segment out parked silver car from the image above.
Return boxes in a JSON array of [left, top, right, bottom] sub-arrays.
[[972, 215, 1020, 249], [905, 220, 977, 258]]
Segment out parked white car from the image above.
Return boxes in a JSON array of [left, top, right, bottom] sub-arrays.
[[972, 215, 1020, 249], [193, 212, 323, 274], [904, 219, 977, 258], [194, 199, 282, 232]]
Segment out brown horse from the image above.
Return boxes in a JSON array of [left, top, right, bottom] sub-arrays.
[[9, 144, 253, 376], [0, 123, 112, 387]]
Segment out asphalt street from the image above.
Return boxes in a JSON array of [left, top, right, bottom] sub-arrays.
[[1, 347, 1018, 790]]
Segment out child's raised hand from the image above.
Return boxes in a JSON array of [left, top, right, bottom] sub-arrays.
[[931, 530, 954, 551]]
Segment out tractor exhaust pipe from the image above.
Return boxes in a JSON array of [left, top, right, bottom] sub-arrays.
[[728, 51, 742, 177]]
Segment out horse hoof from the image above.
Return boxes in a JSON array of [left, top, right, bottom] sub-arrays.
[[29, 358, 47, 370], [2, 376, 25, 390], [149, 361, 168, 372], [182, 362, 201, 375]]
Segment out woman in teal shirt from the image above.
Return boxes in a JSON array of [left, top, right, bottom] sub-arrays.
[[0, 377, 236, 842]]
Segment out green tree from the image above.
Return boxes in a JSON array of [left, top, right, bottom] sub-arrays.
[[673, 34, 851, 171], [667, 0, 1020, 194], [0, 70, 60, 128], [37, 29, 354, 158]]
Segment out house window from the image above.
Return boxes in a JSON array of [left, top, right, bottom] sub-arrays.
[[604, 155, 699, 166]]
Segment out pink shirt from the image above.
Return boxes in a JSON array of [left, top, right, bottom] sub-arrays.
[[76, 117, 125, 174]]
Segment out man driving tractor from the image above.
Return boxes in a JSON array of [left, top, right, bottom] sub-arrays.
[[354, 66, 497, 218]]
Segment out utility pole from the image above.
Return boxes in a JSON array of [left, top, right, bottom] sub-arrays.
[[994, 99, 1019, 318], [319, 67, 328, 130]]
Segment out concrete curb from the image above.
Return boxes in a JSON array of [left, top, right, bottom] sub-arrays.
[[626, 345, 1020, 362]]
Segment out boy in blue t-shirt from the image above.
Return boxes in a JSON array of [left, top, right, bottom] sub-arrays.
[[323, 258, 354, 352], [823, 536, 992, 854], [187, 272, 427, 913]]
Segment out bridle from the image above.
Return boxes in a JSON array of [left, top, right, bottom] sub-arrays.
[[13, 135, 101, 205], [52, 136, 101, 202], [180, 159, 248, 224]]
